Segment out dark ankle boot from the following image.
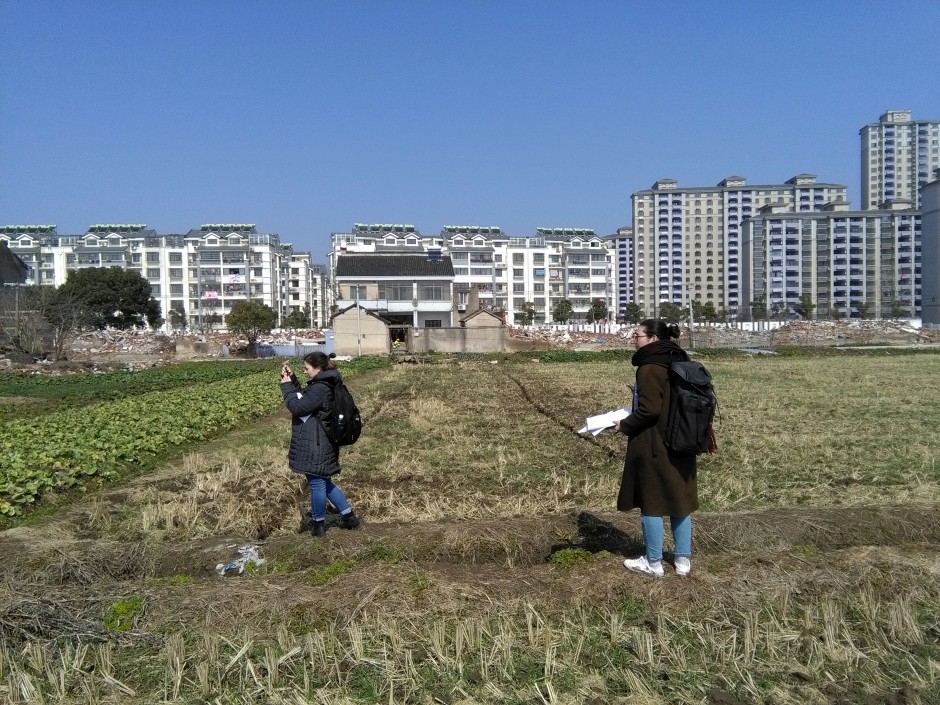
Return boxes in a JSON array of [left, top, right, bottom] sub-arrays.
[[299, 511, 313, 534], [338, 511, 361, 530], [310, 520, 326, 537]]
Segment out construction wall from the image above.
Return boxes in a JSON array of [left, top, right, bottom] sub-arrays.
[[332, 310, 390, 356], [410, 326, 508, 353]]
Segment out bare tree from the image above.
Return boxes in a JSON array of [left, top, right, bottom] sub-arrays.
[[43, 285, 90, 361], [0, 285, 50, 356]]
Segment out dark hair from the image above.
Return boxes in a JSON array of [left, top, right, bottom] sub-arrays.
[[303, 351, 335, 370], [638, 318, 681, 342]]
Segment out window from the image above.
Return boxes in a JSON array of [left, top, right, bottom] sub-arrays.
[[513, 283, 524, 293], [348, 285, 367, 299], [169, 252, 183, 264], [147, 268, 160, 279], [252, 268, 263, 277], [513, 268, 524, 278], [169, 268, 183, 279], [420, 285, 445, 300], [513, 253, 524, 264], [146, 252, 160, 263], [424, 320, 442, 328], [170, 284, 183, 295], [378, 284, 412, 300]]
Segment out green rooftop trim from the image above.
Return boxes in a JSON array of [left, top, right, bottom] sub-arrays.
[[353, 223, 417, 233], [536, 227, 597, 237], [86, 224, 148, 233], [0, 225, 57, 233], [442, 225, 502, 234], [200, 224, 257, 232]]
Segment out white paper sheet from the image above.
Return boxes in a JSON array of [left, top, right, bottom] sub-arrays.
[[577, 408, 630, 436]]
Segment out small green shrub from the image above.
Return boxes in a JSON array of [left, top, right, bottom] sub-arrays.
[[549, 547, 594, 568], [366, 542, 405, 564], [104, 595, 145, 631], [307, 559, 356, 585]]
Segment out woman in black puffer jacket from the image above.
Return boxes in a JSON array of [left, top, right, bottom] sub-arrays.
[[613, 319, 697, 578], [280, 351, 360, 537]]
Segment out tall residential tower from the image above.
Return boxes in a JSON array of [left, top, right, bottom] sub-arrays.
[[860, 110, 940, 210]]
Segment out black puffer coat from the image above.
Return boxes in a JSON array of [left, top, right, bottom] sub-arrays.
[[616, 339, 698, 516], [280, 368, 341, 477]]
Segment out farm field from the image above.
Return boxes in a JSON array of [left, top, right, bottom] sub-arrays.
[[1, 351, 940, 704]]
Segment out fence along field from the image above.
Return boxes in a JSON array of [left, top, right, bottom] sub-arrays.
[[1, 351, 939, 704]]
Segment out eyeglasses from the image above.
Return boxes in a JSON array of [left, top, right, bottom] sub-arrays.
[[632, 333, 648, 341]]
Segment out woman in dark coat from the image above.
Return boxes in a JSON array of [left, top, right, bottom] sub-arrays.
[[613, 319, 697, 578], [280, 351, 360, 537]]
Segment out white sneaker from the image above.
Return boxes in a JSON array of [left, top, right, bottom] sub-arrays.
[[675, 556, 691, 576], [623, 556, 664, 578]]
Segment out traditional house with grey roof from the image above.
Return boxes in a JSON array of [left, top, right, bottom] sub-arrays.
[[333, 253, 457, 329]]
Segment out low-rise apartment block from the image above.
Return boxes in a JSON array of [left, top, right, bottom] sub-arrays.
[[0, 223, 328, 329]]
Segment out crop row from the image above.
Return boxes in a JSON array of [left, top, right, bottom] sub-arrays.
[[0, 360, 275, 400], [0, 371, 283, 516]]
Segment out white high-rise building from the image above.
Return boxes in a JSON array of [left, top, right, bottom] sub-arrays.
[[861, 110, 940, 211], [631, 175, 847, 318]]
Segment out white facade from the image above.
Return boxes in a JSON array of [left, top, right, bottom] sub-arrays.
[[0, 223, 326, 330], [329, 224, 615, 324], [631, 175, 848, 318], [860, 110, 940, 211], [741, 201, 921, 319]]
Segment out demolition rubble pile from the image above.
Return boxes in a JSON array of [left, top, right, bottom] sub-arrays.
[[67, 328, 328, 360], [509, 320, 940, 350]]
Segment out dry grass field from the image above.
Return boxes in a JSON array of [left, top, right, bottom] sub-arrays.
[[2, 351, 940, 704]]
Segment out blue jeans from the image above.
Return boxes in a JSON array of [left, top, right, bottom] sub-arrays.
[[640, 514, 691, 563], [306, 475, 351, 521]]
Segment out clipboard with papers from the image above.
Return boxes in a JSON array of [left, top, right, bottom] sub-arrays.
[[577, 407, 630, 436]]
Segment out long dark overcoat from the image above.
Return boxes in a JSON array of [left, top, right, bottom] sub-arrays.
[[617, 341, 698, 516], [280, 368, 341, 478]]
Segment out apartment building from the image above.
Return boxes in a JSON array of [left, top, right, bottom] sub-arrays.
[[921, 170, 940, 327], [606, 227, 634, 321], [741, 200, 921, 319], [861, 110, 940, 211], [630, 175, 848, 318], [328, 223, 615, 325], [0, 223, 328, 329]]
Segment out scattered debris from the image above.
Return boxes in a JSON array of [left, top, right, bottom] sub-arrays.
[[215, 543, 266, 577]]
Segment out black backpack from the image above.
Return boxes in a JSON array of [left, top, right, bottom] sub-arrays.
[[662, 360, 717, 455], [316, 380, 363, 446]]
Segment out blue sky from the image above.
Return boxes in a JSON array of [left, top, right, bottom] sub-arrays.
[[2, 1, 939, 261]]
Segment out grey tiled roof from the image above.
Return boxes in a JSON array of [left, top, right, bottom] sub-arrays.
[[335, 254, 454, 277], [0, 241, 29, 283]]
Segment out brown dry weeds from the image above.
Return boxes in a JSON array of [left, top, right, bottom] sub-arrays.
[[2, 358, 940, 704]]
